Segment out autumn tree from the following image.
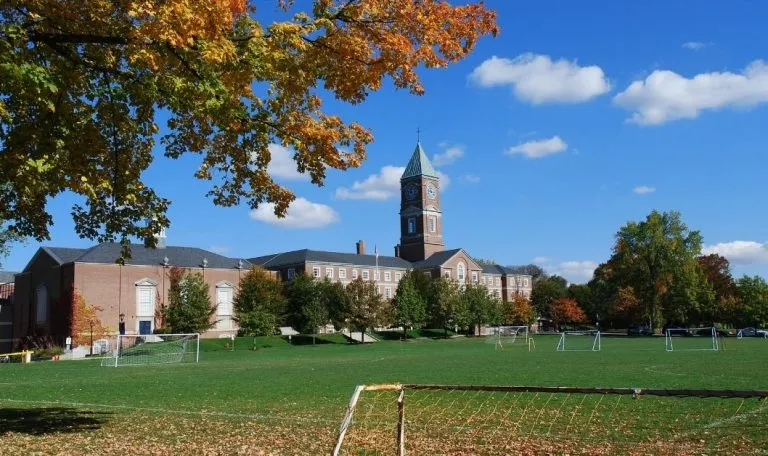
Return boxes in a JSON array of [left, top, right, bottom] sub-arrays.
[[164, 269, 216, 334], [549, 298, 587, 331], [502, 295, 535, 326], [609, 286, 641, 328], [1, 1, 498, 258], [70, 289, 107, 347], [234, 267, 286, 336], [346, 278, 390, 343], [530, 275, 567, 317], [393, 272, 427, 340], [698, 254, 741, 324]]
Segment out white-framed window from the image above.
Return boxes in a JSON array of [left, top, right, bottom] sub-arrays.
[[428, 216, 436, 233], [407, 217, 416, 234], [352, 269, 359, 279], [362, 270, 370, 280], [374, 271, 380, 281], [384, 271, 391, 282], [135, 278, 158, 334], [457, 262, 466, 282], [395, 272, 401, 282], [481, 277, 486, 285], [339, 268, 347, 279], [325, 267, 334, 279], [524, 278, 529, 287], [471, 272, 478, 284], [35, 284, 48, 325], [495, 277, 501, 287], [385, 287, 392, 299], [216, 282, 234, 330], [443, 270, 451, 279], [312, 267, 321, 278], [287, 268, 295, 280], [494, 289, 500, 298]]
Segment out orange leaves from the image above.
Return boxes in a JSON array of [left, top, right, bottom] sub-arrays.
[[550, 298, 588, 328], [70, 289, 108, 346]]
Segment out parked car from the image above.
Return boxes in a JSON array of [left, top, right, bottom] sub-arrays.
[[627, 324, 653, 336], [757, 329, 768, 338], [739, 327, 757, 337]]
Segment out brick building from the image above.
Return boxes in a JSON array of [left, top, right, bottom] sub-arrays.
[[11, 142, 531, 347]]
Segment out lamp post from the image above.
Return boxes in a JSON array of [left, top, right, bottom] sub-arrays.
[[89, 318, 95, 356]]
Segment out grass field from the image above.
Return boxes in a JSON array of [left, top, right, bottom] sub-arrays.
[[1, 334, 767, 455]]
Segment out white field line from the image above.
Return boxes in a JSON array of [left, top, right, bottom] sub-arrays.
[[643, 365, 686, 377], [0, 398, 338, 425], [702, 402, 767, 429]]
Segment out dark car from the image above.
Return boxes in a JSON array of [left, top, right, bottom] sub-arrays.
[[627, 324, 653, 336]]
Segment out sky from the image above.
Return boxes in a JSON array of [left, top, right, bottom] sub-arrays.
[[4, 0, 768, 283]]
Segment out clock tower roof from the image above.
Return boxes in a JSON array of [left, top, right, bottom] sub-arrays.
[[401, 142, 438, 180]]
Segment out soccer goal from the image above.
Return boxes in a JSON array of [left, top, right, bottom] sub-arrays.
[[665, 327, 718, 352], [492, 325, 529, 350], [101, 333, 200, 367], [332, 383, 768, 456], [556, 330, 600, 351]]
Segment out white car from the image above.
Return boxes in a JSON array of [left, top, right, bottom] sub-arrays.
[[757, 329, 768, 338]]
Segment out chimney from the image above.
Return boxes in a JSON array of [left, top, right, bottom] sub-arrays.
[[356, 240, 366, 255], [155, 227, 167, 249], [394, 245, 401, 258]]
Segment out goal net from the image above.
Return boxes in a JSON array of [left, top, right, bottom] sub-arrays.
[[101, 333, 200, 367], [333, 384, 768, 455], [665, 327, 718, 351], [556, 331, 600, 351], [488, 326, 529, 349]]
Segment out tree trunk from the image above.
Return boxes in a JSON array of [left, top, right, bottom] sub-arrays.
[[403, 325, 408, 341], [361, 329, 365, 344], [312, 334, 316, 345]]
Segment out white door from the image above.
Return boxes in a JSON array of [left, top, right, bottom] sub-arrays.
[[216, 287, 233, 330]]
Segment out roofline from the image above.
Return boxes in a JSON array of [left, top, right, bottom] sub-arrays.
[[71, 261, 250, 270]]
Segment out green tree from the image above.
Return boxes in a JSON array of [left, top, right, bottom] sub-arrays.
[[393, 272, 427, 340], [567, 284, 596, 322], [504, 264, 547, 282], [736, 276, 768, 328], [284, 275, 332, 344], [1, 2, 497, 258], [461, 283, 499, 335], [609, 210, 703, 330], [530, 275, 567, 318], [234, 267, 286, 336], [346, 278, 390, 343], [165, 269, 216, 333], [318, 279, 350, 331], [427, 278, 462, 338]]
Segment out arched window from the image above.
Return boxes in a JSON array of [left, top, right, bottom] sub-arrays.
[[457, 262, 466, 282], [407, 217, 416, 234], [35, 284, 48, 325]]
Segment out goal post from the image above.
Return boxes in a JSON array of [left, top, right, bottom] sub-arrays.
[[489, 325, 530, 350], [333, 384, 768, 455], [665, 327, 718, 352], [101, 333, 200, 367], [556, 330, 600, 351]]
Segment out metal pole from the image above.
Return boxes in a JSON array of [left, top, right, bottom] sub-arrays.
[[397, 388, 405, 456], [196, 333, 200, 363], [89, 320, 94, 356]]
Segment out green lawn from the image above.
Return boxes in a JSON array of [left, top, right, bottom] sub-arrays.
[[1, 335, 767, 454]]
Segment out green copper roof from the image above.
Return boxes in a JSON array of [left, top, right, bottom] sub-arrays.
[[401, 142, 438, 179]]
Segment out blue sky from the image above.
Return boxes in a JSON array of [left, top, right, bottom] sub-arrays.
[[4, 0, 768, 282]]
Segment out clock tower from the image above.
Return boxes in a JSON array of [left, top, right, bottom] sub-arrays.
[[397, 142, 445, 262]]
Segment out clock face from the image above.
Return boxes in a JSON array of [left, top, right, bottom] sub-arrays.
[[427, 184, 437, 199], [406, 185, 419, 200]]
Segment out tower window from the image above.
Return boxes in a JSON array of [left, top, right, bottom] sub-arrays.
[[428, 216, 436, 233], [407, 217, 416, 234]]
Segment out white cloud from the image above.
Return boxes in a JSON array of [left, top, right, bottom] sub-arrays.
[[250, 197, 339, 228], [208, 246, 230, 255], [469, 53, 611, 104], [265, 144, 309, 181], [432, 144, 465, 167], [633, 185, 656, 195], [613, 60, 768, 125], [702, 241, 768, 265], [533, 256, 550, 265], [682, 41, 707, 51], [505, 136, 568, 159], [548, 261, 598, 284], [336, 166, 449, 200], [460, 174, 480, 184]]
